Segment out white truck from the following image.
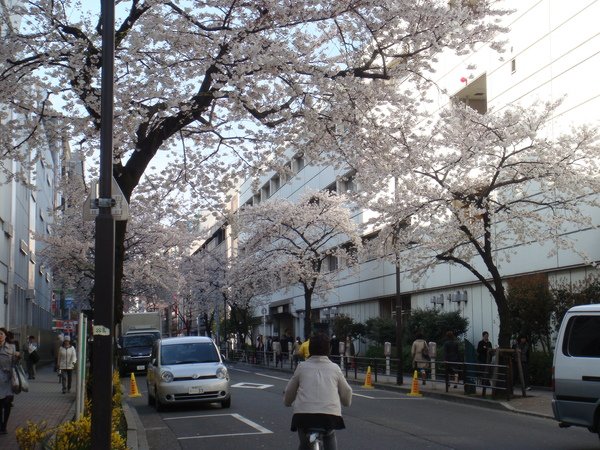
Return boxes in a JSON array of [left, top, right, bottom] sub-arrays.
[[118, 311, 162, 339]]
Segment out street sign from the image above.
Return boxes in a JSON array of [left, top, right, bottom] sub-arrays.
[[83, 177, 130, 221]]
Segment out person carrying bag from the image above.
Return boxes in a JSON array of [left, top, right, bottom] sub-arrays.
[[0, 327, 19, 434]]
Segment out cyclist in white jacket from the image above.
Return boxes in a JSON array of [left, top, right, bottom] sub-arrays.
[[284, 332, 352, 450]]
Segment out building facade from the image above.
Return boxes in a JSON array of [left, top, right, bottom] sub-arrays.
[[236, 0, 600, 350], [1, 0, 63, 344]]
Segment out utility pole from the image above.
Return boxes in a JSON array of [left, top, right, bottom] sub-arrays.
[[395, 259, 403, 385], [393, 177, 404, 385], [91, 0, 115, 448]]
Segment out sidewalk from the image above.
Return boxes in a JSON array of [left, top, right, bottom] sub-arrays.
[[359, 370, 554, 419], [1, 364, 76, 450]]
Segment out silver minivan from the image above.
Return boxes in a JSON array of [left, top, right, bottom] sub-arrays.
[[552, 304, 600, 439], [146, 336, 230, 411]]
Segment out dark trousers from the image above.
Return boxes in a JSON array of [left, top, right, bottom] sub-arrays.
[[26, 359, 36, 379], [0, 396, 12, 432], [297, 429, 337, 450], [60, 369, 73, 392]]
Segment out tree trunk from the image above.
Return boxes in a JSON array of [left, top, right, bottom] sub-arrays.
[[303, 288, 313, 339], [494, 288, 512, 348]]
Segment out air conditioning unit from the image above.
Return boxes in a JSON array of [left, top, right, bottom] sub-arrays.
[[430, 295, 444, 306], [2, 222, 13, 237]]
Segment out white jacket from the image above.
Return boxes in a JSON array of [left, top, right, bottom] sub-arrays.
[[57, 345, 77, 370], [284, 356, 352, 416]]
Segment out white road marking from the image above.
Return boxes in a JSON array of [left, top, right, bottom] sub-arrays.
[[167, 413, 273, 440], [231, 413, 273, 434], [231, 382, 274, 389], [253, 372, 290, 382], [353, 392, 421, 400]]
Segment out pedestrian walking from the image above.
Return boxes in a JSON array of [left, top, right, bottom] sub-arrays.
[[292, 337, 302, 367], [57, 336, 77, 394], [344, 335, 355, 369], [272, 338, 282, 367], [443, 331, 461, 388], [298, 337, 311, 361], [477, 331, 493, 385], [514, 334, 531, 390], [0, 327, 18, 435], [24, 335, 39, 380], [330, 334, 340, 365], [411, 332, 430, 385]]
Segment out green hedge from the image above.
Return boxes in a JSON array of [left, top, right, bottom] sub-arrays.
[[529, 351, 553, 387]]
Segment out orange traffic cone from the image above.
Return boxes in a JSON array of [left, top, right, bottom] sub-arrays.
[[362, 366, 374, 389], [129, 372, 142, 398], [407, 370, 422, 397]]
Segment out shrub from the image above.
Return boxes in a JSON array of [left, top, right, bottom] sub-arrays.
[[405, 309, 469, 344], [529, 351, 553, 387], [16, 371, 128, 450]]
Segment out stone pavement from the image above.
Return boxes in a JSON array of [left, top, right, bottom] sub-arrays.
[[1, 364, 76, 450]]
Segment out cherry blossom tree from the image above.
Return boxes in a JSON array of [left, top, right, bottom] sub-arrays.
[[38, 176, 195, 317], [351, 101, 600, 347], [235, 190, 362, 337], [181, 227, 275, 343], [0, 1, 509, 319]]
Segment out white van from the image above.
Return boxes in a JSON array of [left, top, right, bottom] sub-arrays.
[[552, 304, 600, 439]]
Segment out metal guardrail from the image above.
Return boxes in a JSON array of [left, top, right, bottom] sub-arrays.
[[226, 350, 516, 400]]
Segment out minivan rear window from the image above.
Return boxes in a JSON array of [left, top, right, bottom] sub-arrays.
[[562, 315, 600, 357], [161, 342, 220, 365]]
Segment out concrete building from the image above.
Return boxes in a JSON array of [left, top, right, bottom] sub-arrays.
[[0, 0, 64, 345], [236, 0, 600, 350]]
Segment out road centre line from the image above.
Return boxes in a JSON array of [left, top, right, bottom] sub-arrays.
[[353, 392, 420, 400], [253, 372, 290, 382]]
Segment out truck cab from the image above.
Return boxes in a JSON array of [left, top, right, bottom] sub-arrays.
[[117, 332, 157, 376]]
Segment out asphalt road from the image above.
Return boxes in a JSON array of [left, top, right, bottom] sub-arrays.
[[125, 367, 599, 449]]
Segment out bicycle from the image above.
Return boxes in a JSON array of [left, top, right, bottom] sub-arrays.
[[305, 427, 328, 450]]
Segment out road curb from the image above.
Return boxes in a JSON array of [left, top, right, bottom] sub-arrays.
[[123, 398, 150, 450]]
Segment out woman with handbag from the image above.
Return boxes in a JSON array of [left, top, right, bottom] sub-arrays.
[[0, 327, 18, 435], [57, 336, 77, 394]]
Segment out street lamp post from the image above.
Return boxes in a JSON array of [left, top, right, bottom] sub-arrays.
[[395, 259, 403, 385], [92, 1, 115, 448], [393, 177, 404, 386]]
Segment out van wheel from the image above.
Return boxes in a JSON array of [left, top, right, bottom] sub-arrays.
[[221, 397, 231, 408]]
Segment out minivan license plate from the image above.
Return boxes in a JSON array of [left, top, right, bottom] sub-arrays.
[[189, 386, 203, 394], [136, 365, 145, 371]]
